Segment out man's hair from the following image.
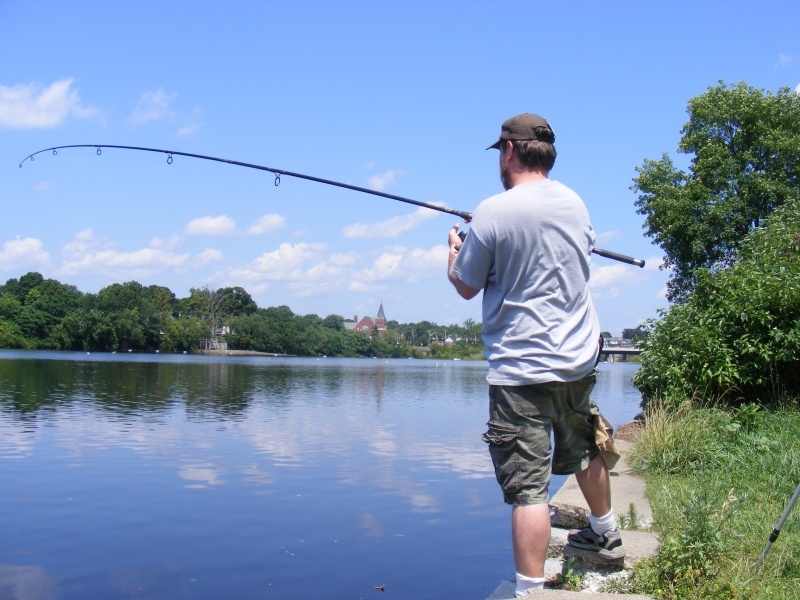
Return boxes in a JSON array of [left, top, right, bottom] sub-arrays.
[[508, 131, 557, 173]]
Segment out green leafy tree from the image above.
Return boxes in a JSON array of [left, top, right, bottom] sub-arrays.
[[82, 311, 118, 351], [622, 326, 648, 343], [633, 81, 800, 301], [146, 285, 178, 315], [0, 272, 44, 302], [321, 314, 345, 331], [0, 272, 488, 359], [633, 198, 800, 409], [216, 286, 258, 316], [160, 316, 207, 353], [0, 319, 27, 348], [0, 275, 83, 346], [97, 281, 145, 313]]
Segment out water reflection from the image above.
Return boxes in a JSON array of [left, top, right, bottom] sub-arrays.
[[0, 353, 492, 493], [0, 351, 643, 599], [0, 564, 56, 600]]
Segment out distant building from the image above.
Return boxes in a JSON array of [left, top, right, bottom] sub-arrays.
[[345, 302, 387, 335]]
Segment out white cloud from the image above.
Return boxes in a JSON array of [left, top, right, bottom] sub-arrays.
[[403, 245, 447, 274], [149, 235, 183, 250], [796, 82, 800, 94], [348, 280, 370, 292], [247, 242, 326, 279], [184, 215, 236, 236], [367, 169, 406, 191], [595, 230, 621, 245], [0, 237, 51, 272], [342, 207, 439, 239], [177, 124, 200, 137], [60, 229, 190, 277], [126, 88, 177, 125], [223, 245, 362, 300], [246, 214, 287, 235], [0, 78, 98, 129], [177, 108, 205, 137], [328, 252, 359, 267], [590, 254, 666, 299], [196, 248, 224, 264], [174, 248, 223, 274], [776, 53, 795, 68], [350, 244, 446, 289], [32, 181, 51, 192], [589, 263, 638, 298], [363, 251, 403, 280], [642, 256, 664, 271]]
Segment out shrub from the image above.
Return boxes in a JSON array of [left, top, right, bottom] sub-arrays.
[[634, 198, 800, 409]]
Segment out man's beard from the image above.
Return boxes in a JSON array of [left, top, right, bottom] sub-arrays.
[[499, 161, 512, 191]]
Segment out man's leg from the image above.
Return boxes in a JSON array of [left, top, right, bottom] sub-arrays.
[[574, 453, 611, 516], [511, 503, 550, 578], [569, 453, 624, 559]]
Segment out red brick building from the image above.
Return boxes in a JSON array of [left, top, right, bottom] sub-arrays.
[[345, 302, 387, 335]]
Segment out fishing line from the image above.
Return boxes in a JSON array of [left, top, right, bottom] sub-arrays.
[[20, 144, 645, 267]]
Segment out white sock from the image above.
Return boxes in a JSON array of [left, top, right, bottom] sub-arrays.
[[515, 572, 545, 597], [589, 508, 616, 536]]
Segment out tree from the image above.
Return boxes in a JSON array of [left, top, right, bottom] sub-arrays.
[[632, 81, 800, 301], [182, 286, 227, 336], [621, 326, 648, 343], [633, 197, 800, 409], [0, 272, 44, 302], [146, 285, 178, 315], [160, 315, 207, 353], [97, 281, 145, 313], [216, 286, 258, 316], [321, 314, 345, 331]]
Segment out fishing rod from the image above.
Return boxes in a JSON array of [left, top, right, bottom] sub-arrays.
[[19, 144, 645, 268]]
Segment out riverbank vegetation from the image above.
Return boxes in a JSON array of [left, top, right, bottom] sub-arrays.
[[0, 273, 483, 359], [623, 81, 800, 598], [613, 403, 800, 598], [633, 196, 800, 411]]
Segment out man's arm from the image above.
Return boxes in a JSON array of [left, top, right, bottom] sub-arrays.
[[448, 224, 480, 300]]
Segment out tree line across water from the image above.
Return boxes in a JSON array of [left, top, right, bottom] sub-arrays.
[[0, 272, 485, 359], [6, 80, 799, 407]]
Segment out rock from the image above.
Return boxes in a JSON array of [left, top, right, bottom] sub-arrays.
[[549, 502, 589, 529]]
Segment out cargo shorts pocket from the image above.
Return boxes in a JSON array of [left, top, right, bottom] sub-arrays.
[[482, 420, 523, 496]]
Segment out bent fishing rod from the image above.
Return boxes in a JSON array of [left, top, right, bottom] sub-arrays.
[[19, 144, 645, 268]]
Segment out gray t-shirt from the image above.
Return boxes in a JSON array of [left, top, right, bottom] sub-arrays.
[[450, 179, 600, 385]]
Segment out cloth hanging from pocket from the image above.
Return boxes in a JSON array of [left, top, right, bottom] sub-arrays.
[[590, 399, 620, 470]]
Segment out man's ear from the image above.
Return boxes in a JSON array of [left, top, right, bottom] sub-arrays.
[[501, 140, 514, 165]]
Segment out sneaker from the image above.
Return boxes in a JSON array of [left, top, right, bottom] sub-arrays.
[[567, 526, 625, 561]]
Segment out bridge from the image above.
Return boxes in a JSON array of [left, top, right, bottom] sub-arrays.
[[600, 338, 642, 359]]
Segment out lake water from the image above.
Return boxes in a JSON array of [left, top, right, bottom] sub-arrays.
[[0, 351, 643, 599]]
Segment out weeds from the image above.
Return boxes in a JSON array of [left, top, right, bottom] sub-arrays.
[[628, 399, 728, 475], [549, 558, 583, 591], [623, 403, 800, 599], [618, 502, 641, 531]]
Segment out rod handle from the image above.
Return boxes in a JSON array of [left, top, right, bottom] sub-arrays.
[[592, 247, 645, 268]]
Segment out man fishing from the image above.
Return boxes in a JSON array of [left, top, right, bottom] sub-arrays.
[[446, 114, 624, 596]]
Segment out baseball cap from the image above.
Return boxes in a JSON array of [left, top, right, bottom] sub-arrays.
[[487, 113, 555, 150]]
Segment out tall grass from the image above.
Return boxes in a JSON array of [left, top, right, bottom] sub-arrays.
[[615, 400, 800, 599]]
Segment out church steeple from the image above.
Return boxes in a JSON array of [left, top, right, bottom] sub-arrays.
[[376, 301, 386, 322]]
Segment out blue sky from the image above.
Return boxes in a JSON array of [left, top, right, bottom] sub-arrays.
[[2, 1, 799, 336]]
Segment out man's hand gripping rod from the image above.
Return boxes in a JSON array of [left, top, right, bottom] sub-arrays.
[[19, 144, 645, 268]]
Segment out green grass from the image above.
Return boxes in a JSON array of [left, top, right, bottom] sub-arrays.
[[610, 401, 800, 599]]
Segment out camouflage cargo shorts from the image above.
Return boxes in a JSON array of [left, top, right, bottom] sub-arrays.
[[482, 372, 599, 506]]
